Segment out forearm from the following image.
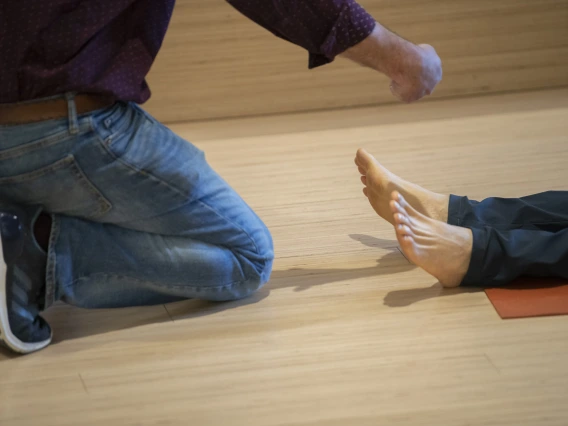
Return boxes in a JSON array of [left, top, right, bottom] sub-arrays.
[[343, 20, 442, 102], [226, 0, 376, 67], [227, 0, 442, 102], [341, 23, 421, 81]]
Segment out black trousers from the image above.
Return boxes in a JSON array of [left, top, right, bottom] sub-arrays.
[[447, 191, 568, 287]]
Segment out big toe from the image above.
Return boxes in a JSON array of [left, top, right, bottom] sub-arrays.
[[395, 225, 415, 254], [356, 148, 376, 171]]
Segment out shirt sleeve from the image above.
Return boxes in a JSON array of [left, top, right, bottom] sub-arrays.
[[225, 0, 376, 68]]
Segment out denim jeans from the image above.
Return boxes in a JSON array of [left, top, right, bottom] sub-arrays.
[[0, 96, 274, 309]]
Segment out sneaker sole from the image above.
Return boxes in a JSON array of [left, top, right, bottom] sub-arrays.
[[0, 236, 52, 354]]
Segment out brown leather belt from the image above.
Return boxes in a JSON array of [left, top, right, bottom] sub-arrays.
[[0, 94, 115, 125]]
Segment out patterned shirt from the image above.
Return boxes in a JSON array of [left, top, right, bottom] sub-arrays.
[[0, 0, 375, 104]]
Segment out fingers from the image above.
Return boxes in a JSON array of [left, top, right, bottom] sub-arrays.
[[389, 44, 442, 103], [390, 80, 426, 103]]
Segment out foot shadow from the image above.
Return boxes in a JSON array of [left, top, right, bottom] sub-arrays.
[[270, 255, 414, 292], [270, 236, 415, 292], [384, 282, 481, 307], [349, 233, 411, 262], [349, 233, 397, 249], [352, 234, 482, 307]]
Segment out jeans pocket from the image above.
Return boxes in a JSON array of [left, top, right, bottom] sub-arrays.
[[93, 104, 206, 201], [0, 154, 112, 219], [92, 103, 149, 160]]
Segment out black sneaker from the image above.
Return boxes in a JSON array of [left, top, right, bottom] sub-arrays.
[[0, 204, 52, 354]]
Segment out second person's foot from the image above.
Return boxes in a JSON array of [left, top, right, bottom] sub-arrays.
[[355, 148, 449, 225], [390, 192, 472, 288]]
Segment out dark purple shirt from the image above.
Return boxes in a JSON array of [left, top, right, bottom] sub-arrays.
[[0, 0, 375, 104]]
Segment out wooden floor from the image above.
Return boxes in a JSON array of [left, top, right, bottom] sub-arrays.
[[1, 90, 568, 426]]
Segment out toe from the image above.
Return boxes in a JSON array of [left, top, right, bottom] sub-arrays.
[[389, 199, 399, 214], [363, 187, 369, 197], [395, 226, 415, 251], [393, 212, 407, 226], [356, 148, 375, 171], [396, 223, 414, 237], [393, 212, 403, 224], [392, 200, 406, 215], [358, 166, 366, 176], [400, 234, 415, 254], [360, 175, 367, 185]]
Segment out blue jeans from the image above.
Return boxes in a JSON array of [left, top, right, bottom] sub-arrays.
[[0, 97, 274, 309]]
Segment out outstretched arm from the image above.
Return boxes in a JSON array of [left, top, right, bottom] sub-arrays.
[[342, 23, 442, 103], [226, 0, 442, 103]]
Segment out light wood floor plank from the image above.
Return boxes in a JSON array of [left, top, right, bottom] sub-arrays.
[[1, 90, 567, 425]]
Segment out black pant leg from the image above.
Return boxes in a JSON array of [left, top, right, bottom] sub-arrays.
[[448, 191, 568, 232], [461, 226, 568, 287]]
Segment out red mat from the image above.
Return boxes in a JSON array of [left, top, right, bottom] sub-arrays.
[[485, 277, 568, 319]]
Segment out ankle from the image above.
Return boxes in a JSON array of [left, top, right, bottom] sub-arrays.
[[436, 194, 450, 222], [424, 193, 449, 222], [445, 228, 473, 287]]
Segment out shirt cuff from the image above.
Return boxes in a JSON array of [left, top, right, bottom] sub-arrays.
[[308, 1, 376, 69]]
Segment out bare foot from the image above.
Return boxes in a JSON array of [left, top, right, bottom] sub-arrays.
[[390, 191, 472, 287], [355, 148, 449, 225]]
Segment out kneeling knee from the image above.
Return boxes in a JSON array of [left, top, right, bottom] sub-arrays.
[[235, 227, 274, 298]]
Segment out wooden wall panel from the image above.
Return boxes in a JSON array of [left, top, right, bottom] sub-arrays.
[[144, 0, 568, 122]]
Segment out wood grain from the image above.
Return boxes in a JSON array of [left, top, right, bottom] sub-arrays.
[[1, 89, 567, 426], [143, 0, 568, 122]]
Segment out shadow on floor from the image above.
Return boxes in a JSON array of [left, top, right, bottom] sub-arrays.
[[0, 291, 271, 361], [0, 235, 415, 359], [383, 283, 482, 307], [270, 253, 414, 292], [0, 347, 19, 360], [269, 235, 414, 292], [349, 233, 395, 249], [352, 234, 483, 307]]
